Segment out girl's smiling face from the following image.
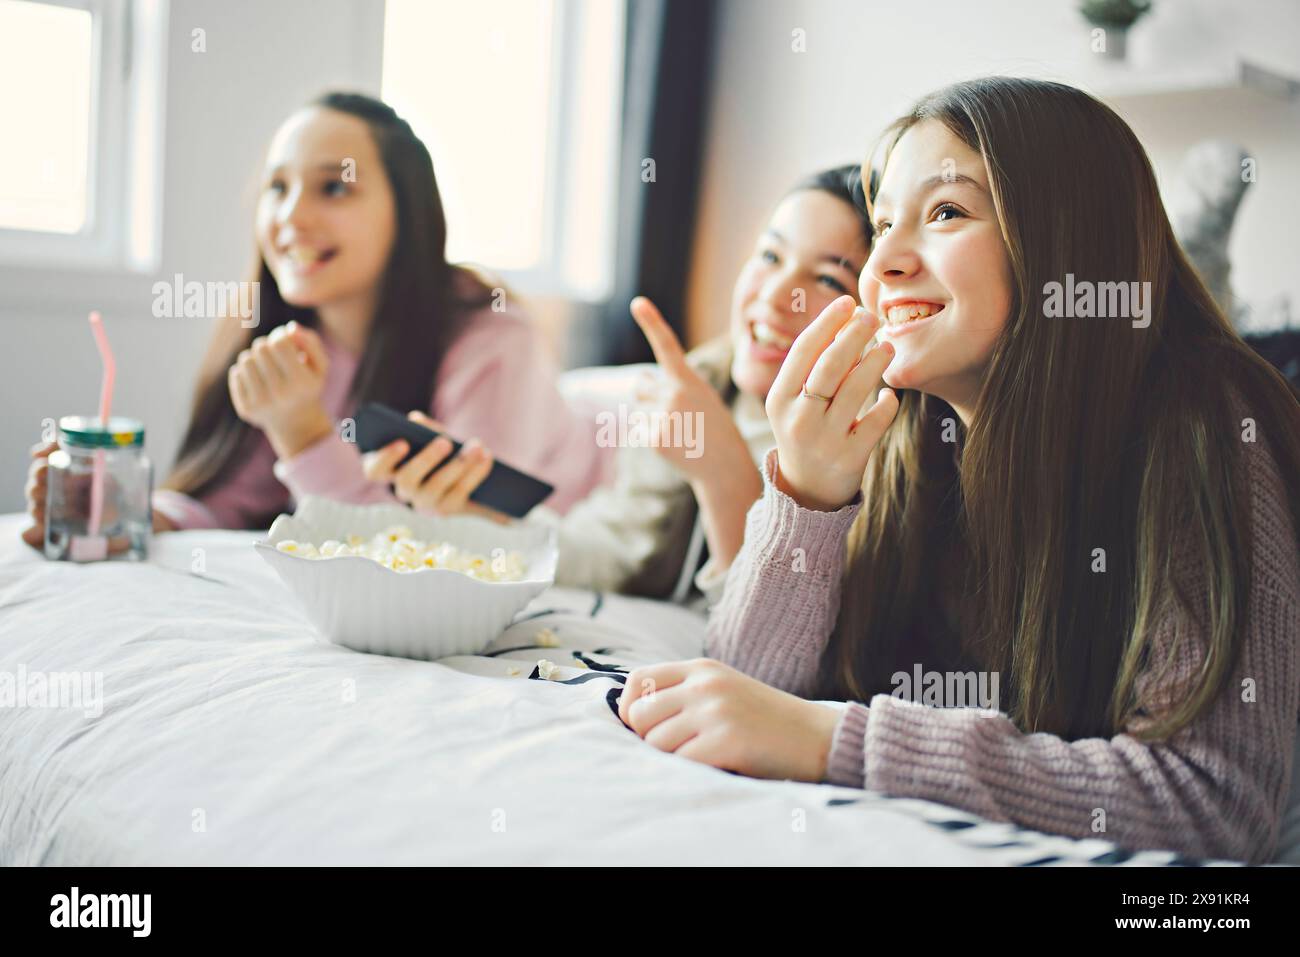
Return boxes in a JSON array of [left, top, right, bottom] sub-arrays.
[[730, 189, 869, 399], [860, 119, 1013, 421], [256, 107, 397, 311]]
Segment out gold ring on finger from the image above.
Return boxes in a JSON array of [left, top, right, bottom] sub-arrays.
[[801, 385, 834, 402]]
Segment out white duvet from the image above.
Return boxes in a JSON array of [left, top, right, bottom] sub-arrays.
[[0, 515, 1262, 865]]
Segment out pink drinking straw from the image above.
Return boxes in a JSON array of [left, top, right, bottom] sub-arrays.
[[87, 311, 115, 538]]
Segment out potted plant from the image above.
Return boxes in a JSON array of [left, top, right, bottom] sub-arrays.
[[1080, 0, 1153, 60]]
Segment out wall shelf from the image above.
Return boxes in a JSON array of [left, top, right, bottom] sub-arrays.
[[1073, 57, 1300, 103]]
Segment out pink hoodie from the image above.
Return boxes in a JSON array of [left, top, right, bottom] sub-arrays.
[[153, 303, 615, 529]]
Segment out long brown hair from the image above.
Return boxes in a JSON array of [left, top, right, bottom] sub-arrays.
[[163, 92, 492, 526], [819, 77, 1300, 743]]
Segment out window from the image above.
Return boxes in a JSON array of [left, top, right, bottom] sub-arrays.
[[382, 0, 625, 301], [0, 0, 166, 271], [0, 0, 93, 234]]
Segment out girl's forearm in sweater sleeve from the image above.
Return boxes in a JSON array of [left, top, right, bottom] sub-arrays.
[[152, 489, 222, 530], [826, 573, 1297, 863], [705, 447, 861, 697], [272, 432, 400, 508]]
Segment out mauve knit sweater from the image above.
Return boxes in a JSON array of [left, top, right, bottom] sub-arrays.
[[706, 441, 1299, 864]]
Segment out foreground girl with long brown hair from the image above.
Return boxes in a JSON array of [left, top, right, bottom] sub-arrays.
[[617, 77, 1300, 863]]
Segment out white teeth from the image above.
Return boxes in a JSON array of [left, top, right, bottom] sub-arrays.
[[286, 247, 328, 265], [885, 303, 941, 325], [751, 322, 794, 349]]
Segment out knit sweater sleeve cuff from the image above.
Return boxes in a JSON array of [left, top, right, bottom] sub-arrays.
[[271, 432, 369, 502], [825, 700, 870, 789], [857, 691, 997, 800], [749, 446, 862, 567]]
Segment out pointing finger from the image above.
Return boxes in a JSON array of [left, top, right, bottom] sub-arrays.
[[630, 296, 692, 382]]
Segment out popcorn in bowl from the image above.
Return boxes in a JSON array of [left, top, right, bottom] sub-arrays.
[[274, 525, 527, 581], [255, 497, 556, 660]]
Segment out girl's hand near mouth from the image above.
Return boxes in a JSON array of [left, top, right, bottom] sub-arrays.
[[228, 321, 333, 460], [765, 294, 899, 511]]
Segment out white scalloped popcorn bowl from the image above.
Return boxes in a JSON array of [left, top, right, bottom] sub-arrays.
[[255, 496, 556, 660]]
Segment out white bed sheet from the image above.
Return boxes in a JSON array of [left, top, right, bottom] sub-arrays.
[[0, 515, 1256, 865]]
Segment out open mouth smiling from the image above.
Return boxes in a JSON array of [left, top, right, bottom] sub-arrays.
[[282, 246, 339, 271], [877, 299, 946, 335], [749, 320, 795, 351]]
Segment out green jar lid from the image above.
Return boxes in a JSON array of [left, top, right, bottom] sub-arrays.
[[58, 415, 145, 448]]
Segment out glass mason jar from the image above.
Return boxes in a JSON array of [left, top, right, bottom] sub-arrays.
[[44, 416, 152, 562]]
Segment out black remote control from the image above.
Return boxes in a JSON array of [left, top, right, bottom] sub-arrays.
[[353, 402, 554, 518]]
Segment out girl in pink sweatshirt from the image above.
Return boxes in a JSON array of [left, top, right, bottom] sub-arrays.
[[22, 93, 611, 543], [616, 77, 1300, 864]]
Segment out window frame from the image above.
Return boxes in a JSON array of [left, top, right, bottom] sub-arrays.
[[382, 0, 625, 303], [0, 0, 165, 273]]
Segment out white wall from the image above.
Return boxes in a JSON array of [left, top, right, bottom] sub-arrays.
[[0, 0, 385, 512], [685, 0, 1300, 344]]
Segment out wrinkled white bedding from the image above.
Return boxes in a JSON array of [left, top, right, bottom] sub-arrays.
[[0, 515, 1261, 865]]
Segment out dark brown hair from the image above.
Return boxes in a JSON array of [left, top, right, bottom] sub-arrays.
[[791, 163, 871, 242]]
